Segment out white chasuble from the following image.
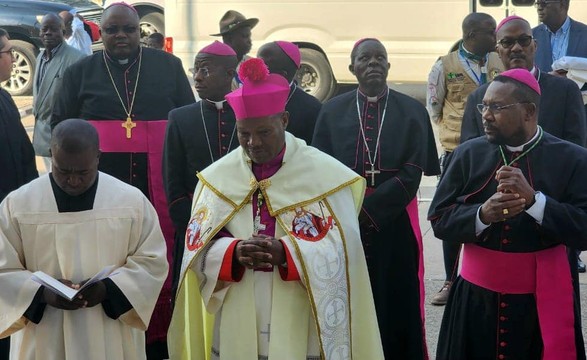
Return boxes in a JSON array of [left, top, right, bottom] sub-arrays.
[[169, 133, 384, 360], [0, 173, 168, 360]]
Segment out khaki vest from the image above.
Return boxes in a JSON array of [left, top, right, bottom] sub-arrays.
[[439, 51, 503, 151]]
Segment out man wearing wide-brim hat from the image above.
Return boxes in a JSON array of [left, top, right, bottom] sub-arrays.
[[211, 10, 259, 89]]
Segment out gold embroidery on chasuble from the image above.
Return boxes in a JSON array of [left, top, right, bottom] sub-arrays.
[[279, 199, 352, 360]]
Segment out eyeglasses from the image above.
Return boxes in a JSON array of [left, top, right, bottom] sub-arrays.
[[102, 25, 138, 35], [497, 36, 534, 49], [476, 102, 531, 114], [189, 67, 210, 78], [534, 0, 560, 7], [0, 48, 15, 58]]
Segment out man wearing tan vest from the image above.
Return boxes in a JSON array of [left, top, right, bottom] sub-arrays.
[[426, 12, 503, 306]]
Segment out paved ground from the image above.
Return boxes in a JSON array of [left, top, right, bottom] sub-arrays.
[[13, 95, 587, 358]]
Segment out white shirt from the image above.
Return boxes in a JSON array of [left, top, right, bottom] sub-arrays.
[[66, 17, 92, 56]]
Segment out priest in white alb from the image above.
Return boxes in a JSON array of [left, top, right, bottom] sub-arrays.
[[168, 58, 384, 360], [0, 119, 168, 360]]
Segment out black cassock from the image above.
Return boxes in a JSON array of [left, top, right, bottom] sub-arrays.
[[313, 89, 439, 360], [163, 100, 238, 297], [284, 83, 321, 144], [51, 47, 195, 197], [0, 85, 38, 360], [428, 132, 587, 360]]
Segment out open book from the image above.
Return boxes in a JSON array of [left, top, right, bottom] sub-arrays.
[[31, 265, 118, 301]]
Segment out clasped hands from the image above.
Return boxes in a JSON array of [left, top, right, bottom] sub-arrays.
[[41, 279, 106, 311], [235, 234, 286, 269], [479, 166, 535, 224]]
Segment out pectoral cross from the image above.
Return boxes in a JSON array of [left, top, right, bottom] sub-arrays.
[[121, 117, 136, 139], [365, 164, 380, 187], [253, 215, 266, 235]]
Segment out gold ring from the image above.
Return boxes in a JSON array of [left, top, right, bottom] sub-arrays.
[[502, 208, 509, 215]]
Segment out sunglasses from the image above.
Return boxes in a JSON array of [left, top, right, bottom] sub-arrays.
[[102, 26, 138, 35], [534, 0, 560, 7], [497, 36, 534, 49]]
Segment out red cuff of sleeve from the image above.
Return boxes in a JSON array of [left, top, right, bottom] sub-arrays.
[[278, 240, 300, 281], [219, 240, 245, 282]]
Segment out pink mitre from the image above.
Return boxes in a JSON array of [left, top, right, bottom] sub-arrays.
[[499, 68, 541, 95], [199, 40, 237, 56], [496, 15, 528, 33], [225, 58, 290, 120], [105, 1, 137, 13], [275, 41, 301, 68]]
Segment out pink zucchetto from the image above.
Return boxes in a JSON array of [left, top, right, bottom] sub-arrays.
[[498, 68, 541, 95], [275, 41, 301, 68], [353, 38, 380, 50], [105, 1, 137, 13], [225, 58, 290, 120], [496, 15, 528, 33], [198, 41, 237, 57]]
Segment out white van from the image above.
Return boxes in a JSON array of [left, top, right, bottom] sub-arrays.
[[164, 0, 587, 101]]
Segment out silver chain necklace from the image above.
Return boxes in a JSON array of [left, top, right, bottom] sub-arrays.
[[286, 82, 296, 105], [199, 101, 236, 163], [355, 88, 389, 186]]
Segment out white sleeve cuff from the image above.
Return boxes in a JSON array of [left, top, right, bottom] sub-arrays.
[[525, 191, 545, 224], [475, 206, 490, 236]]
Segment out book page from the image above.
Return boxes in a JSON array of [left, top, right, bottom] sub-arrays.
[[31, 265, 118, 301]]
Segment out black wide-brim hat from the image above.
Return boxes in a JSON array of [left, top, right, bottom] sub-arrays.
[[210, 10, 259, 36]]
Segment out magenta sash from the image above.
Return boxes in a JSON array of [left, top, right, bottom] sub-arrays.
[[88, 120, 173, 343], [405, 197, 429, 360], [461, 244, 576, 359]]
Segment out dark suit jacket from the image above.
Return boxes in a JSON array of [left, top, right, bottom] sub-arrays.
[[460, 70, 587, 147], [0, 88, 38, 201], [533, 18, 587, 72]]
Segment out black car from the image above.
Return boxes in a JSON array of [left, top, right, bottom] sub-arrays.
[[0, 0, 102, 96]]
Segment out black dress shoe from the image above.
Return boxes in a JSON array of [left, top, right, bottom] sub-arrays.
[[578, 258, 586, 273]]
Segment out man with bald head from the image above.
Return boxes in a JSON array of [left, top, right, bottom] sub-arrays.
[[59, 10, 92, 56], [33, 13, 84, 170], [430, 69, 587, 359], [257, 41, 321, 144], [51, 3, 194, 358], [163, 41, 239, 298], [0, 119, 168, 360], [426, 12, 503, 305], [313, 38, 439, 359]]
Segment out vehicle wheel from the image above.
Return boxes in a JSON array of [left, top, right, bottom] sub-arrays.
[[296, 48, 336, 102], [140, 11, 165, 43], [3, 40, 36, 96]]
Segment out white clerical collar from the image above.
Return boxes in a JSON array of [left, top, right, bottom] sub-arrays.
[[505, 128, 540, 152], [117, 58, 129, 65], [206, 99, 226, 110], [359, 88, 389, 103]]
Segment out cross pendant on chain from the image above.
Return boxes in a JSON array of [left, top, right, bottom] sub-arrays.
[[254, 215, 266, 235], [365, 164, 380, 187], [121, 116, 136, 139]]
